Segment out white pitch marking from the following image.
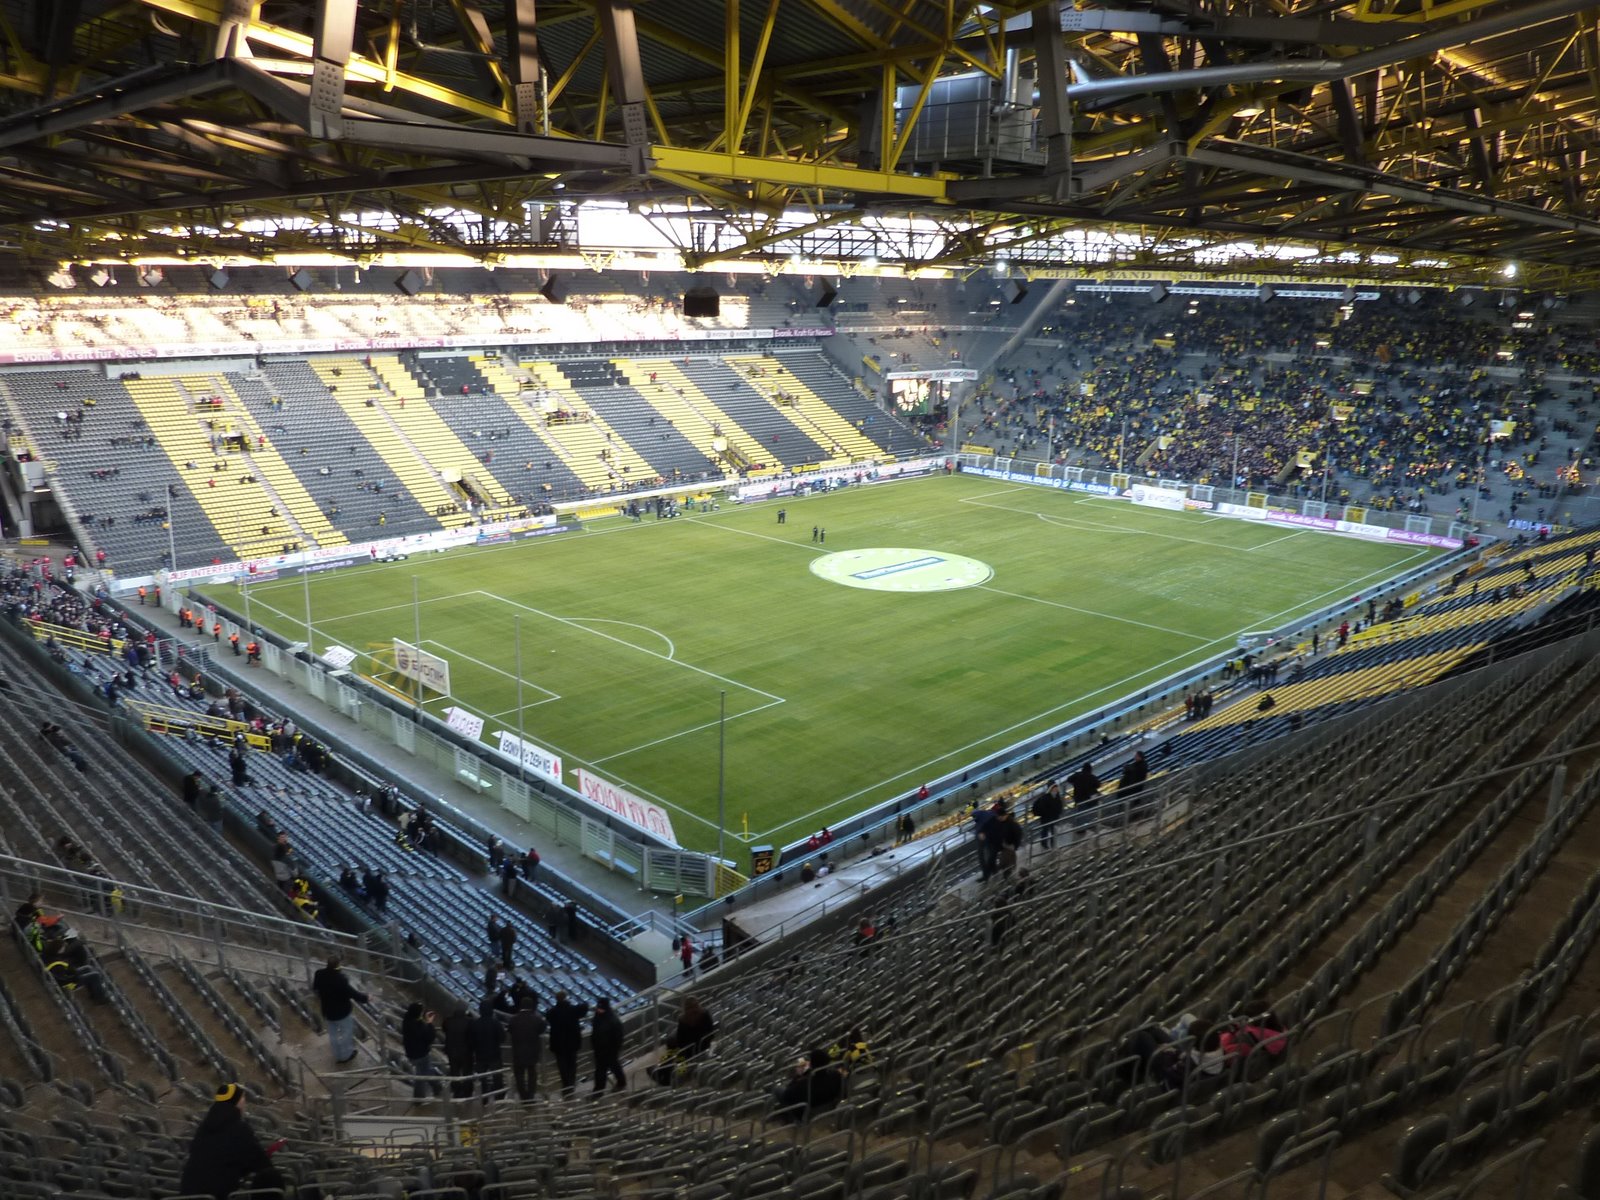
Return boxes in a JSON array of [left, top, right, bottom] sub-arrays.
[[977, 585, 1215, 641]]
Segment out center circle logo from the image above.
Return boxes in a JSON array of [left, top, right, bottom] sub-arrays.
[[809, 548, 993, 593]]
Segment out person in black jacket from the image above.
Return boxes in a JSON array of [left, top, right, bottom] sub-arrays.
[[310, 956, 367, 1065], [469, 1001, 505, 1096], [178, 1083, 285, 1199], [508, 994, 547, 1100], [774, 1048, 846, 1123], [1117, 751, 1150, 821], [672, 997, 716, 1058], [590, 996, 625, 1093], [441, 1005, 475, 1099], [1031, 783, 1064, 851], [401, 1003, 442, 1099], [545, 990, 589, 1096], [497, 918, 517, 971]]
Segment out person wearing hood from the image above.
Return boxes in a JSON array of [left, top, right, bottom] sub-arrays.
[[401, 1003, 442, 1099], [178, 1083, 286, 1199]]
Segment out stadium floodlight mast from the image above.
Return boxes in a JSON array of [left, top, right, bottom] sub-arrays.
[[303, 558, 314, 653], [717, 690, 727, 866], [515, 615, 526, 789], [165, 485, 179, 574]]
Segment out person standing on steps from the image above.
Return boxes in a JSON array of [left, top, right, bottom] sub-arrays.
[[498, 918, 517, 971], [401, 1004, 443, 1099], [311, 955, 368, 1065], [546, 990, 589, 1097], [508, 994, 547, 1101], [590, 997, 626, 1093]]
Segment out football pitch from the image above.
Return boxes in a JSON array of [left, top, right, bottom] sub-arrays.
[[208, 474, 1440, 854]]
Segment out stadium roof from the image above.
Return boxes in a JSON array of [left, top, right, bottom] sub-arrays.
[[3, 0, 1599, 289]]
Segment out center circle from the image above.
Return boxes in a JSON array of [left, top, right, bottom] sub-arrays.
[[809, 547, 993, 593]]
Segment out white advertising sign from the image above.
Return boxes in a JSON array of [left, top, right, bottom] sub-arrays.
[[393, 639, 452, 695], [320, 646, 357, 669], [1129, 484, 1187, 512], [444, 706, 485, 740], [574, 768, 679, 846], [1215, 501, 1268, 521], [494, 730, 565, 787]]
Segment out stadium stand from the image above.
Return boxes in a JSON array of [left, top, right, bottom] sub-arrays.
[[305, 357, 480, 529], [680, 357, 836, 468], [238, 362, 437, 543], [558, 360, 725, 484], [776, 348, 932, 460]]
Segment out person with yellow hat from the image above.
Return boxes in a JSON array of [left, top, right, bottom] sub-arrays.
[[178, 1083, 286, 1199]]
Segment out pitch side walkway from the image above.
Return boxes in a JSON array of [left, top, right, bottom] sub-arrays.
[[136, 600, 657, 922]]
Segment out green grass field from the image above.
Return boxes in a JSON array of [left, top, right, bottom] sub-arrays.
[[206, 474, 1439, 853]]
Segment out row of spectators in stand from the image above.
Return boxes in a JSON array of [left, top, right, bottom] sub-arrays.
[[964, 293, 1596, 515], [0, 278, 822, 352]]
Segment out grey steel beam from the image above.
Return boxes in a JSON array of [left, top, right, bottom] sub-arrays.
[[0, 61, 234, 151], [1186, 143, 1600, 239], [1063, 0, 1594, 105]]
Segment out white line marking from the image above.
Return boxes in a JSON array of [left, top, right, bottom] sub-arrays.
[[593, 697, 787, 764], [686, 516, 824, 553], [977, 585, 1215, 641], [473, 589, 785, 704], [418, 640, 561, 705], [565, 618, 676, 659], [1246, 530, 1308, 552]]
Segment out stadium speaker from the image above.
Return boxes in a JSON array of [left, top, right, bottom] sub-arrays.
[[138, 267, 164, 288], [1405, 288, 1423, 305], [1457, 289, 1476, 307], [395, 269, 425, 296], [1148, 283, 1169, 304], [88, 268, 114, 289], [208, 268, 230, 291], [1002, 279, 1029, 305], [814, 279, 838, 309], [683, 286, 720, 318], [1257, 284, 1277, 302], [288, 268, 312, 292], [540, 274, 567, 304], [1339, 286, 1357, 304]]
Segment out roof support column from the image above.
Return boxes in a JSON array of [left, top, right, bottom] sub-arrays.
[[598, 0, 650, 169], [1031, 0, 1072, 195], [215, 0, 260, 59], [309, 0, 356, 139], [505, 0, 545, 134]]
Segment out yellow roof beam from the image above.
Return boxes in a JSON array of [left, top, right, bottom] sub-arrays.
[[652, 146, 948, 199]]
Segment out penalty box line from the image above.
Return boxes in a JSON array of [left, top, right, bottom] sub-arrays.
[[471, 590, 785, 705], [470, 589, 787, 767], [418, 639, 562, 706]]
